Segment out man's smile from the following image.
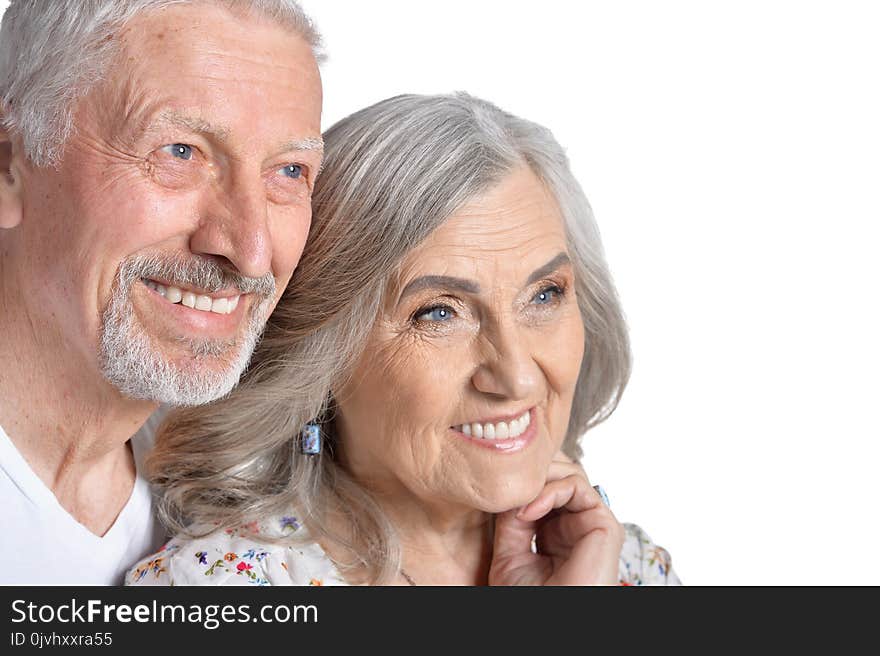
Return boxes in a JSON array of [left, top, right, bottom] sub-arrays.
[[142, 278, 241, 315]]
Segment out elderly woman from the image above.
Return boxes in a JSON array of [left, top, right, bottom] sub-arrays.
[[127, 93, 679, 586]]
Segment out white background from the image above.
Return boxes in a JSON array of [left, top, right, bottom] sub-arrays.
[[4, 0, 879, 584]]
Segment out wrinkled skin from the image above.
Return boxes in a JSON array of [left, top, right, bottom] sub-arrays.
[[334, 167, 624, 585], [0, 4, 323, 535]]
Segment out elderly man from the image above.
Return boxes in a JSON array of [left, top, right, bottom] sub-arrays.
[[0, 0, 323, 583]]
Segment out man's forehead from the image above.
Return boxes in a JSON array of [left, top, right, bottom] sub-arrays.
[[115, 2, 319, 65], [90, 5, 324, 155], [110, 3, 322, 98]]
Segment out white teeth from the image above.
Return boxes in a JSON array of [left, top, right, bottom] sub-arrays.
[[144, 279, 239, 315], [195, 295, 213, 311], [165, 286, 183, 304], [457, 410, 531, 440]]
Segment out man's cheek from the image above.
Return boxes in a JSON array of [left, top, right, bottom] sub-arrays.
[[106, 195, 200, 252], [272, 212, 312, 283]]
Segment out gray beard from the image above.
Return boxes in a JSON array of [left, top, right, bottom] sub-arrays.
[[98, 254, 275, 406]]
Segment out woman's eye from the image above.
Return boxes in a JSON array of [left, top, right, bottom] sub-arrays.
[[532, 285, 563, 305], [415, 306, 455, 322], [160, 143, 194, 160], [279, 163, 303, 179]]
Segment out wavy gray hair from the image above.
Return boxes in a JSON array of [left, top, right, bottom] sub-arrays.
[[149, 93, 632, 584], [0, 0, 322, 167]]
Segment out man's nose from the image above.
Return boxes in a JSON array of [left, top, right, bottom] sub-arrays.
[[470, 321, 540, 400], [189, 172, 272, 279]]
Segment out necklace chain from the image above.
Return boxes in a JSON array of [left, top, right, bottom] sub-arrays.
[[400, 569, 417, 586]]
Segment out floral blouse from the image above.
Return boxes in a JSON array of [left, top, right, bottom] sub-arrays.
[[126, 515, 680, 586]]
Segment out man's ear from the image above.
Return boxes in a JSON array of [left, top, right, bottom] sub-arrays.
[[0, 121, 24, 229]]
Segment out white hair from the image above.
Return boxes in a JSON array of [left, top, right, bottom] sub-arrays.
[[99, 253, 276, 405], [0, 0, 323, 166], [149, 93, 632, 585]]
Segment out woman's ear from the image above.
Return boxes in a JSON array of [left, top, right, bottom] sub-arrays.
[[0, 123, 24, 229]]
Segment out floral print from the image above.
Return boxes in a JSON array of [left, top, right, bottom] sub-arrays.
[[190, 545, 274, 585], [617, 524, 681, 586], [126, 514, 679, 586], [131, 557, 166, 583], [280, 516, 300, 532]]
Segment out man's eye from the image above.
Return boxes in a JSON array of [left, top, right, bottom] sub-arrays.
[[415, 306, 455, 322], [161, 144, 194, 160], [279, 164, 303, 179]]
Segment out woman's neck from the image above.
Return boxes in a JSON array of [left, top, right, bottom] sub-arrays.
[[388, 499, 495, 586], [319, 480, 497, 586]]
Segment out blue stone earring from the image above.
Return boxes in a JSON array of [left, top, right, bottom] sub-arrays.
[[301, 422, 321, 456]]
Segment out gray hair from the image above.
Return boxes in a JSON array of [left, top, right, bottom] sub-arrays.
[[149, 93, 632, 584], [0, 0, 323, 167], [99, 252, 276, 406]]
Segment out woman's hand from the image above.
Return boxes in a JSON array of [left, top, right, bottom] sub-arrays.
[[488, 451, 625, 585]]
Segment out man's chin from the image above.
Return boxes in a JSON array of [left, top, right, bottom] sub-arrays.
[[99, 253, 273, 406], [107, 357, 246, 407], [100, 329, 257, 407]]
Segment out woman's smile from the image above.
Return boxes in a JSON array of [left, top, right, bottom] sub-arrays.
[[450, 407, 536, 453], [333, 167, 584, 514], [123, 91, 678, 588]]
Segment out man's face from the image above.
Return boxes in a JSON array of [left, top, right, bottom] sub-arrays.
[[10, 4, 323, 404]]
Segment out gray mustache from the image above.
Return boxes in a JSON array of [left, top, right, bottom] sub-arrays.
[[119, 253, 276, 298]]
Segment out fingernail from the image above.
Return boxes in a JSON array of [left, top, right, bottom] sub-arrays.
[[593, 484, 611, 508]]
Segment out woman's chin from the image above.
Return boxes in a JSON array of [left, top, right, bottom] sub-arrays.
[[470, 481, 546, 515]]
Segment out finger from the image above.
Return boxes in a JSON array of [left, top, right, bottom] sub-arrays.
[[536, 502, 622, 558], [545, 523, 624, 585], [492, 508, 540, 560], [546, 459, 590, 485], [534, 501, 625, 585], [547, 450, 592, 487], [518, 474, 595, 521], [521, 467, 623, 586]]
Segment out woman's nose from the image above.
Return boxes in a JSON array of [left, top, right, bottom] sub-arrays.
[[470, 325, 540, 400]]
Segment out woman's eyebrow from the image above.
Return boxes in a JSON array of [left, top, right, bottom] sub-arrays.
[[525, 252, 571, 285], [398, 253, 571, 302], [399, 275, 480, 301]]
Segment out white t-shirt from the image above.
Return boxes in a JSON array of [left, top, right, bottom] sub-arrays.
[[0, 411, 168, 585]]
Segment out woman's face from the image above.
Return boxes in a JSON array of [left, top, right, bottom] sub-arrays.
[[334, 166, 586, 514]]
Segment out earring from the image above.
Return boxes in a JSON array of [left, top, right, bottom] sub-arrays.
[[301, 422, 321, 456]]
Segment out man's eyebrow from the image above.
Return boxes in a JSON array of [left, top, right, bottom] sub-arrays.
[[526, 252, 571, 285], [280, 136, 324, 152], [150, 111, 323, 153], [399, 275, 480, 301], [152, 111, 230, 140]]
